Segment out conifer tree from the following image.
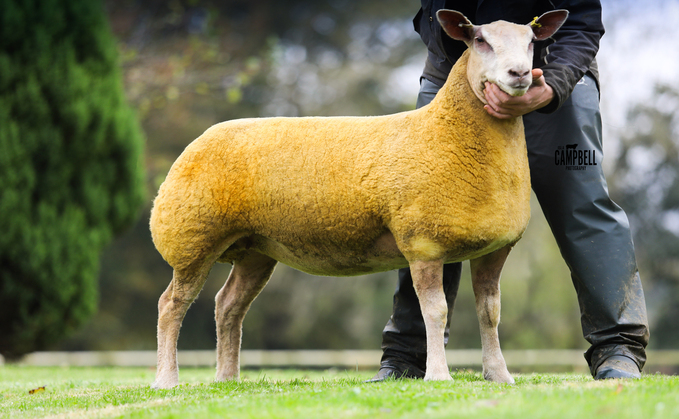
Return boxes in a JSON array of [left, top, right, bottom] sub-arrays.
[[0, 0, 145, 359]]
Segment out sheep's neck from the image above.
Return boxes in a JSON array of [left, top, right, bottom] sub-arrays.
[[429, 52, 498, 125], [423, 50, 524, 152], [430, 51, 494, 125], [435, 50, 521, 122]]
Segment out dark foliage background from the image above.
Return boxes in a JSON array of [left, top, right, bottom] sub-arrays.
[[0, 0, 145, 358]]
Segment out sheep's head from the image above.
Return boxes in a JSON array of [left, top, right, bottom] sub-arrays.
[[437, 9, 568, 101]]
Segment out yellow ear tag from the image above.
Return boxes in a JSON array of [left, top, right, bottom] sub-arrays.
[[530, 16, 542, 28]]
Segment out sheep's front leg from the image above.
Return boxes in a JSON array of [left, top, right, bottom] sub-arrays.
[[410, 259, 452, 381], [470, 245, 514, 384], [215, 251, 277, 382]]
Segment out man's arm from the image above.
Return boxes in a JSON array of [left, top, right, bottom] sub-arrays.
[[538, 0, 604, 113]]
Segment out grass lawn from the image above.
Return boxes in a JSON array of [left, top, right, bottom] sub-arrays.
[[1, 366, 678, 418]]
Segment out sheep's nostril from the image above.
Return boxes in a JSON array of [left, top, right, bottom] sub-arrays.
[[508, 69, 530, 79]]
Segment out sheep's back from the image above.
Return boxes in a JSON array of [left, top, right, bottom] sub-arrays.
[[149, 114, 411, 270]]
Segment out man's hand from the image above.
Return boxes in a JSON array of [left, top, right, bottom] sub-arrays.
[[483, 69, 554, 119]]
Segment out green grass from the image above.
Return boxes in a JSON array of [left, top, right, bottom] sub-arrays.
[[1, 367, 678, 418]]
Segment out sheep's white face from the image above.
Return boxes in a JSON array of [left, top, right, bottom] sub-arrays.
[[436, 9, 569, 103], [468, 22, 535, 97]]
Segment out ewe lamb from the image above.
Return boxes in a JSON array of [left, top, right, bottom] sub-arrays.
[[150, 9, 568, 389]]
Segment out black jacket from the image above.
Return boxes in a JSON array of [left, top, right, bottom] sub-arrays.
[[414, 0, 604, 113]]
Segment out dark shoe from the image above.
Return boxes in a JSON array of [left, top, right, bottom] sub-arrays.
[[365, 364, 425, 383], [594, 355, 641, 380]]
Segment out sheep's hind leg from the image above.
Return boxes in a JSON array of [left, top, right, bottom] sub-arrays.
[[410, 259, 452, 381], [470, 245, 514, 384], [215, 251, 277, 382], [153, 263, 212, 389]]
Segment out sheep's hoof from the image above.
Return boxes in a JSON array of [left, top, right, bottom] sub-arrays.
[[483, 369, 515, 384], [423, 371, 453, 381], [151, 377, 179, 389]]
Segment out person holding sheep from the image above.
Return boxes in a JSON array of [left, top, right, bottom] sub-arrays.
[[370, 0, 650, 382]]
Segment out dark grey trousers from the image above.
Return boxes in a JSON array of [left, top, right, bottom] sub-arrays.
[[381, 76, 650, 376]]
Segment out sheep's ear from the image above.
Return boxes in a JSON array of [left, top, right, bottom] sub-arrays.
[[530, 9, 569, 40], [437, 9, 474, 43]]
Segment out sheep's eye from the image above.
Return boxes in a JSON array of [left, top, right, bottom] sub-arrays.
[[476, 37, 485, 43]]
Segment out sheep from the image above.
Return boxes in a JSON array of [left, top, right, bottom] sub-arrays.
[[149, 9, 568, 389]]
